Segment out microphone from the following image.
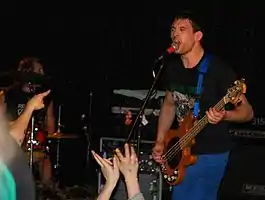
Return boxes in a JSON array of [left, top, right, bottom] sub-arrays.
[[155, 44, 177, 63], [152, 44, 178, 78]]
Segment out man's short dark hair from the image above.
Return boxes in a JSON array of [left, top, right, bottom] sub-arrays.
[[174, 10, 203, 33]]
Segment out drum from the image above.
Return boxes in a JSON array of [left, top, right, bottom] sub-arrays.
[[24, 129, 47, 150], [23, 128, 48, 162]]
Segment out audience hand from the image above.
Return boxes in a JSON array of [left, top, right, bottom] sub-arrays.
[[26, 90, 51, 111], [116, 143, 143, 199], [115, 143, 138, 181], [92, 151, 120, 187]]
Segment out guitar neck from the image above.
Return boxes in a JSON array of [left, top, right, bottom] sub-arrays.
[[180, 98, 226, 148]]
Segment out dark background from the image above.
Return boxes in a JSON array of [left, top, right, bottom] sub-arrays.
[[0, 2, 263, 97], [1, 2, 264, 121]]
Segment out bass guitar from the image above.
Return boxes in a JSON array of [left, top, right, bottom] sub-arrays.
[[160, 79, 246, 185]]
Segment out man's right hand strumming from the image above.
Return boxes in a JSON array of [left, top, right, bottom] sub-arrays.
[[152, 140, 165, 164]]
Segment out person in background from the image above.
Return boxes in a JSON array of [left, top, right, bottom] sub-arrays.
[[0, 89, 51, 199], [92, 143, 145, 200], [4, 57, 55, 186]]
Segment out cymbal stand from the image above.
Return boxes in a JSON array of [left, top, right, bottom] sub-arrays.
[[57, 104, 63, 133], [84, 92, 93, 177], [29, 115, 35, 171], [54, 104, 63, 181], [28, 82, 35, 171]]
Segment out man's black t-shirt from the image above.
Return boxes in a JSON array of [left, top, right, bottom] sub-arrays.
[[162, 53, 237, 154], [5, 87, 31, 121]]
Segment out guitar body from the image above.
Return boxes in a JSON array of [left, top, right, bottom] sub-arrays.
[[161, 112, 197, 185]]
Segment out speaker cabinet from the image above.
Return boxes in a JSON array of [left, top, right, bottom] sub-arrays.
[[219, 144, 265, 200]]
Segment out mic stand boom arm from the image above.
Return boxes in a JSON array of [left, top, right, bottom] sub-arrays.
[[126, 61, 165, 157]]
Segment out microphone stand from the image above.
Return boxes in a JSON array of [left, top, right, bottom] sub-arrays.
[[126, 60, 165, 157], [85, 92, 93, 179], [57, 104, 63, 133], [54, 104, 63, 183]]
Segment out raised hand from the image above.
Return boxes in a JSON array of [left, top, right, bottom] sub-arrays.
[[26, 90, 51, 111], [115, 143, 143, 200], [115, 143, 138, 180], [91, 151, 120, 186]]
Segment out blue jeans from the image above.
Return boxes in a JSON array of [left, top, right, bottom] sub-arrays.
[[172, 152, 229, 200]]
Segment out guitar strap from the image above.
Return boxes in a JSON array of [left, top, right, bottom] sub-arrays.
[[193, 54, 212, 118]]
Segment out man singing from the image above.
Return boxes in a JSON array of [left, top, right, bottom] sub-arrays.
[[152, 11, 253, 200]]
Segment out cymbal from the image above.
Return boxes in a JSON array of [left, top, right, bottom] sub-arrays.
[[0, 71, 50, 87], [47, 132, 79, 139]]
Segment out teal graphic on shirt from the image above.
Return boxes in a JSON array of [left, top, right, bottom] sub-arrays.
[[169, 83, 203, 123], [0, 162, 16, 200]]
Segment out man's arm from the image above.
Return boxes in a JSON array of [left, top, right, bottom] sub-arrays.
[[6, 90, 51, 145], [224, 94, 253, 123], [0, 92, 29, 145], [215, 61, 254, 123], [9, 105, 34, 145], [46, 100, 55, 134], [156, 91, 176, 142]]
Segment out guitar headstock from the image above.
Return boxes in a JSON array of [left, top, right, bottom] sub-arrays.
[[224, 78, 247, 105]]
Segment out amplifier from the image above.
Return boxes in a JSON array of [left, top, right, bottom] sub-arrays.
[[219, 145, 265, 199], [97, 137, 170, 200], [229, 129, 265, 139]]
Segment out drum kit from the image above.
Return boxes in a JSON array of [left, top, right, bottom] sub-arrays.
[[0, 70, 80, 183]]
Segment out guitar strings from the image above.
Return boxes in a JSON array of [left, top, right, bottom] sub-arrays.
[[164, 116, 207, 162], [163, 101, 224, 162], [162, 99, 224, 163], [164, 114, 210, 162]]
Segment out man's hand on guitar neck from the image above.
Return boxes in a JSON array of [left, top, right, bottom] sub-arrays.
[[206, 107, 226, 124], [152, 140, 164, 164]]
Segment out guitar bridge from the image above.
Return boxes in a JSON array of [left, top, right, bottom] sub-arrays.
[[161, 164, 179, 183]]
